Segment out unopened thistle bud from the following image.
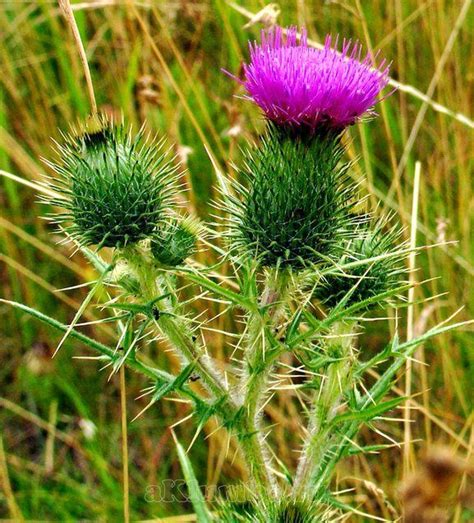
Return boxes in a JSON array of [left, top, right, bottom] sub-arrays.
[[316, 220, 406, 309], [219, 495, 334, 522], [151, 216, 199, 267], [44, 116, 179, 249]]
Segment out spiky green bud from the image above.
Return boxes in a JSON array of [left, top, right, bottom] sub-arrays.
[[315, 220, 406, 309], [45, 117, 179, 248], [219, 496, 334, 522], [110, 259, 141, 295], [151, 216, 198, 266], [225, 128, 358, 269]]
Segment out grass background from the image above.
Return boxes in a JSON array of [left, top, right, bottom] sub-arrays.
[[0, 0, 473, 520]]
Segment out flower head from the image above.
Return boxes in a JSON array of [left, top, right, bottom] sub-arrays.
[[151, 216, 199, 266], [44, 117, 179, 249], [241, 27, 390, 131], [315, 219, 406, 309]]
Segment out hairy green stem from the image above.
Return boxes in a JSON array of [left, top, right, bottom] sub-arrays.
[[157, 313, 232, 402], [293, 321, 357, 497], [238, 269, 290, 497], [121, 245, 237, 408], [120, 246, 288, 498], [238, 341, 281, 497], [124, 247, 291, 500], [120, 249, 297, 498]]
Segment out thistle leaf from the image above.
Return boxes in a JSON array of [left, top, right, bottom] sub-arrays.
[[0, 299, 176, 385], [173, 434, 213, 523], [330, 396, 405, 426], [54, 263, 114, 356]]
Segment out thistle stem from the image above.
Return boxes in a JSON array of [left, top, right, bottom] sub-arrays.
[[122, 247, 289, 497], [235, 419, 276, 498], [122, 246, 237, 409], [238, 269, 290, 497], [119, 366, 130, 523], [157, 313, 233, 402], [293, 321, 356, 496]]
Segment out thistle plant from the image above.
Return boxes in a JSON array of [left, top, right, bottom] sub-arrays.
[[4, 25, 469, 522]]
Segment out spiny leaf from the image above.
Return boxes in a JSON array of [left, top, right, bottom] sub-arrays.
[[182, 270, 255, 311], [147, 363, 197, 408], [173, 434, 213, 523], [330, 396, 405, 426], [354, 333, 399, 378], [0, 299, 172, 383], [54, 262, 114, 356], [347, 443, 399, 456]]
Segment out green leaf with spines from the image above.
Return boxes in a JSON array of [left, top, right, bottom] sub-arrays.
[[0, 299, 172, 383], [149, 363, 197, 405], [181, 269, 256, 311], [347, 443, 397, 456], [174, 436, 213, 523], [308, 318, 474, 495], [354, 333, 399, 379], [330, 396, 405, 426], [287, 280, 412, 349]]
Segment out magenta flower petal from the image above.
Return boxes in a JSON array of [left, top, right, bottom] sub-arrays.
[[241, 27, 390, 131]]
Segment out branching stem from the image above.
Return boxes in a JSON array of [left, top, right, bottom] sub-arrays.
[[121, 247, 285, 498], [238, 269, 290, 497], [122, 245, 236, 409], [293, 320, 357, 496]]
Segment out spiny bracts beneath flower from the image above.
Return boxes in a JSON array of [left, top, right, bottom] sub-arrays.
[[151, 216, 199, 266], [225, 127, 360, 269], [218, 495, 336, 522], [315, 219, 406, 309], [44, 118, 179, 249], [239, 26, 390, 132]]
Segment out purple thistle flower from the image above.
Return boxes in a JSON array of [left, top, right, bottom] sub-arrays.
[[239, 26, 390, 131]]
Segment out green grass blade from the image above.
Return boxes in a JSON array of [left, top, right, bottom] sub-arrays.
[[173, 434, 213, 523]]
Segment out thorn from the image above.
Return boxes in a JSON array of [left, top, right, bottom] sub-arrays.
[[170, 412, 194, 429]]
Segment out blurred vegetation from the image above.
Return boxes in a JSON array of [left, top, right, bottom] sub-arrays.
[[0, 0, 473, 520]]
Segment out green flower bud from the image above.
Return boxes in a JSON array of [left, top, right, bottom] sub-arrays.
[[316, 220, 406, 309], [273, 499, 326, 523], [110, 259, 140, 295], [226, 127, 358, 269], [151, 216, 199, 266], [219, 496, 333, 522], [45, 116, 179, 249]]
